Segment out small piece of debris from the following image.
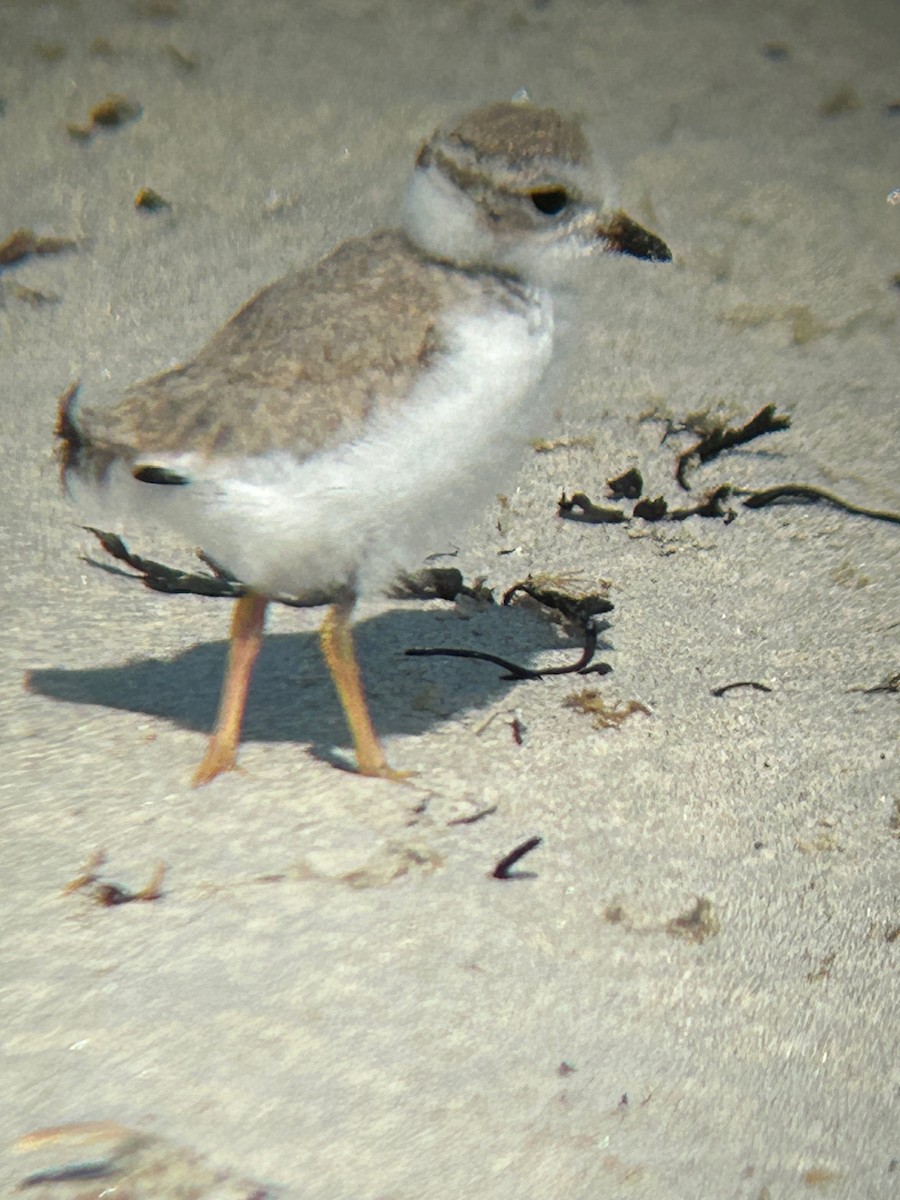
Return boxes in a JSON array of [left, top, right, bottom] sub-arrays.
[[607, 467, 643, 499], [447, 802, 497, 826], [389, 566, 493, 605], [92, 95, 142, 128], [89, 37, 118, 58], [564, 689, 650, 729], [407, 605, 608, 680], [164, 42, 199, 70], [819, 85, 862, 116], [341, 842, 444, 889], [801, 1166, 842, 1188], [502, 572, 613, 628], [67, 95, 142, 140], [558, 491, 629, 524], [12, 284, 60, 305], [62, 850, 166, 906], [604, 898, 720, 942], [12, 1122, 281, 1198], [848, 671, 900, 694], [666, 896, 721, 943], [493, 836, 542, 880], [532, 433, 596, 454], [135, 187, 171, 212], [806, 951, 836, 983], [675, 404, 791, 489], [0, 228, 77, 269], [34, 42, 67, 61], [795, 830, 841, 855], [710, 680, 772, 697], [135, 0, 181, 19], [632, 495, 668, 521], [761, 41, 791, 61], [740, 483, 900, 525]]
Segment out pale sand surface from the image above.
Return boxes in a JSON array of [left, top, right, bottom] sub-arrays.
[[1, 1, 898, 1197]]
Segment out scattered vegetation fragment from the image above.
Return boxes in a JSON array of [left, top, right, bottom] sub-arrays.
[[801, 1166, 842, 1188], [0, 228, 77, 269], [34, 42, 67, 61], [12, 284, 60, 305], [531, 433, 596, 454], [62, 849, 166, 907], [674, 404, 790, 489], [564, 688, 650, 728], [806, 951, 836, 983], [389, 567, 493, 605], [558, 403, 899, 529], [502, 572, 613, 629], [710, 680, 772, 697], [67, 94, 142, 140], [604, 896, 721, 942], [163, 42, 198, 69], [134, 187, 171, 212], [12, 1121, 279, 1198], [819, 84, 862, 116], [135, 0, 181, 19], [492, 836, 542, 880], [558, 492, 629, 524], [795, 821, 842, 855], [607, 466, 643, 499], [761, 41, 791, 61], [847, 671, 900, 695], [632, 496, 668, 521], [666, 896, 721, 943], [89, 37, 118, 58], [720, 302, 830, 345], [740, 484, 900, 525]]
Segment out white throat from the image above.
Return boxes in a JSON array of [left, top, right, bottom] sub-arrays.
[[401, 165, 499, 271]]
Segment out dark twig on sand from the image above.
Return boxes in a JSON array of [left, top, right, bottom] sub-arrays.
[[737, 484, 900, 525], [710, 680, 773, 697], [492, 836, 542, 880], [405, 618, 611, 680], [675, 404, 791, 489]]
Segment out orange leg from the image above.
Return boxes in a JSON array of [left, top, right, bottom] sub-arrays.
[[192, 590, 269, 787], [319, 602, 408, 780]]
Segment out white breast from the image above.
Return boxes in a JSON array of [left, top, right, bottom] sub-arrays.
[[90, 296, 554, 599]]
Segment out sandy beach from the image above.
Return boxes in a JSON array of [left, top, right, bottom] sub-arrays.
[[1, 0, 897, 1196]]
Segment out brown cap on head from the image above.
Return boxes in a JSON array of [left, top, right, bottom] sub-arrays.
[[445, 101, 589, 168]]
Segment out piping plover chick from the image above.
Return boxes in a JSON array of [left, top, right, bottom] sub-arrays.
[[57, 100, 670, 785]]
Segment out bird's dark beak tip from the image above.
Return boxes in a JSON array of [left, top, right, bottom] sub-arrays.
[[602, 212, 672, 263], [643, 237, 672, 264]]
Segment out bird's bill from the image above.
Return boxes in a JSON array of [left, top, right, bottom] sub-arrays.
[[599, 211, 672, 262]]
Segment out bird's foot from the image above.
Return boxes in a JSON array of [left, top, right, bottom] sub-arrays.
[[354, 756, 416, 783], [191, 742, 240, 788]]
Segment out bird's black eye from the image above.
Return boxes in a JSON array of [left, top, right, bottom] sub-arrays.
[[529, 188, 569, 216]]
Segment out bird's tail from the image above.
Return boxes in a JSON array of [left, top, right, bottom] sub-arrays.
[[54, 382, 116, 490]]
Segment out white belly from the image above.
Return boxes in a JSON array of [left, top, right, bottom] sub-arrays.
[[88, 299, 554, 599]]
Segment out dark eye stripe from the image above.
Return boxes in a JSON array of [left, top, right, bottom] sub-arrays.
[[530, 188, 569, 215]]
